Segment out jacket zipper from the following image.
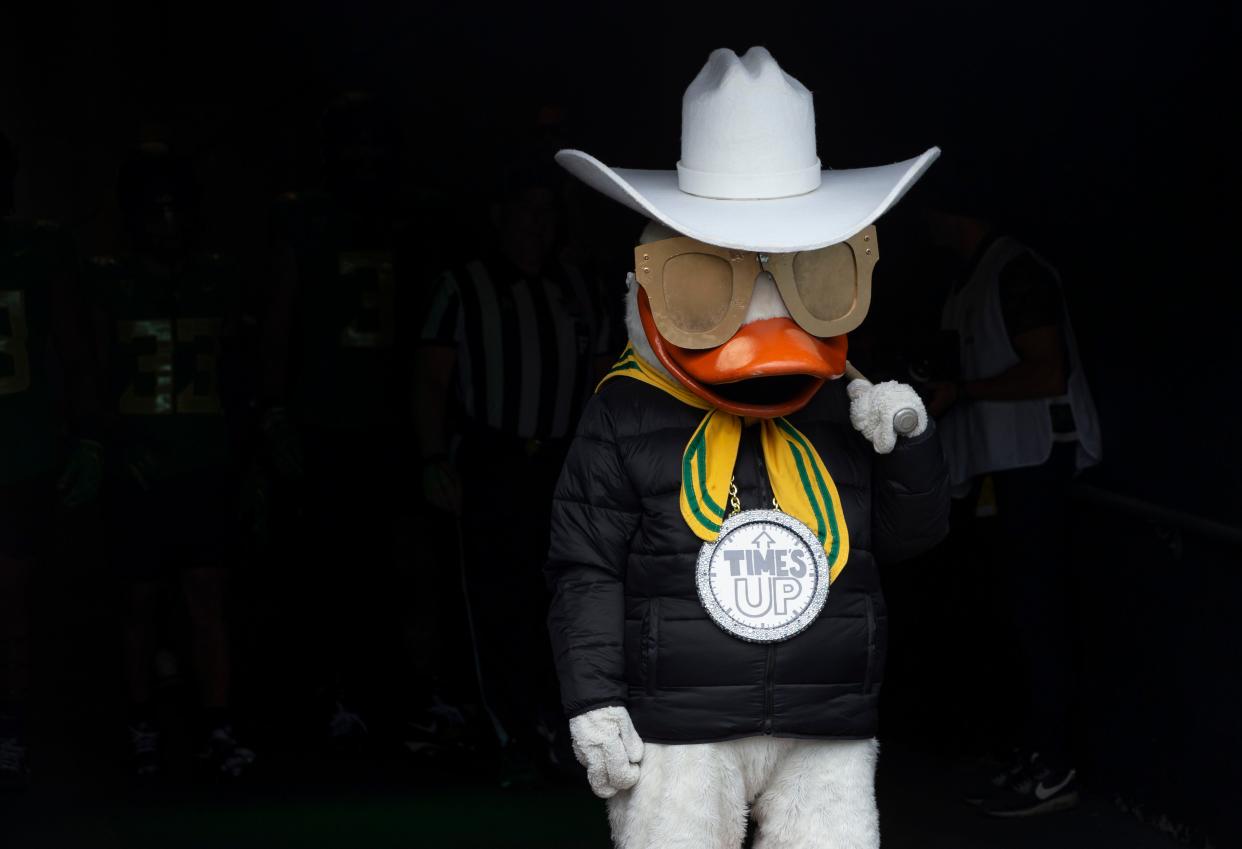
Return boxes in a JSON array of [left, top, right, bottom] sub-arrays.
[[763, 645, 775, 734], [753, 428, 773, 507], [862, 594, 877, 694], [754, 429, 777, 733], [645, 598, 660, 696]]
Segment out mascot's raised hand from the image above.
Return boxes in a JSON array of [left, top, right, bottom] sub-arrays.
[[568, 706, 644, 799], [847, 378, 929, 454], [545, 46, 949, 849]]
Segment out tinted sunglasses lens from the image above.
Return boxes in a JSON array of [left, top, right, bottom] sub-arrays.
[[662, 252, 736, 335], [792, 243, 857, 322]]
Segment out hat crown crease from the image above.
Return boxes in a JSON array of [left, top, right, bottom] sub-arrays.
[[678, 46, 820, 200]]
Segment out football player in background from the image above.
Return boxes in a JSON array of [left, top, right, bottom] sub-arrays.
[[0, 130, 103, 790], [90, 143, 254, 779], [261, 92, 435, 748]]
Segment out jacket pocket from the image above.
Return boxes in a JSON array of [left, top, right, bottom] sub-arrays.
[[643, 598, 661, 695], [862, 594, 877, 694]]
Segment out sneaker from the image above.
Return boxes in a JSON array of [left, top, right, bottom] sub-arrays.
[[403, 695, 471, 758], [328, 702, 369, 742], [961, 749, 1031, 806], [198, 724, 256, 778], [0, 736, 31, 790], [129, 721, 162, 778], [982, 754, 1080, 817]]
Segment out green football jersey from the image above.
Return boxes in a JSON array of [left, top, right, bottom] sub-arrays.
[[90, 252, 240, 481], [0, 218, 73, 484], [274, 193, 411, 431]]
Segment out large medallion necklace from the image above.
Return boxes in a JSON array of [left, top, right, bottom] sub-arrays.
[[696, 478, 830, 643]]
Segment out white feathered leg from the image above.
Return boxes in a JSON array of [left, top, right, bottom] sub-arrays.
[[606, 740, 750, 849], [751, 738, 880, 849]]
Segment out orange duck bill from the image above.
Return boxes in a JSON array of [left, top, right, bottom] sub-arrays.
[[638, 288, 848, 418]]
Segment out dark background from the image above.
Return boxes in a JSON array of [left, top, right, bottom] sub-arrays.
[[4, 0, 1236, 519], [1, 1, 1238, 847]]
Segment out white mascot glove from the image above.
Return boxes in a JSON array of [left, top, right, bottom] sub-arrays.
[[847, 379, 928, 455], [569, 705, 644, 799]]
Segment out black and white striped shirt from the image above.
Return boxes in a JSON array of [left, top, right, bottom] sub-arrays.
[[420, 254, 611, 440]]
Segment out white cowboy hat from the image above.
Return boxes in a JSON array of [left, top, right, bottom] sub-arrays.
[[556, 46, 939, 253]]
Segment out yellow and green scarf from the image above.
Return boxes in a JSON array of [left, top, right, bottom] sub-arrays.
[[600, 345, 850, 583]]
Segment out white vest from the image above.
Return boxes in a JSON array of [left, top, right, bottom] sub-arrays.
[[939, 237, 1102, 492]]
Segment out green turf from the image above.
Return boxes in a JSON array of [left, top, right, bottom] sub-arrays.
[[3, 787, 612, 849]]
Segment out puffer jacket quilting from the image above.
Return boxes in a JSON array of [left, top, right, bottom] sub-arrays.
[[545, 377, 949, 743]]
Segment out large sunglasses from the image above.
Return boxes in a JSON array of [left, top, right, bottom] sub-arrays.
[[634, 226, 877, 350]]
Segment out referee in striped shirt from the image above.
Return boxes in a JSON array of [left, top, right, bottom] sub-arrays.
[[417, 234, 610, 461], [414, 158, 612, 767]]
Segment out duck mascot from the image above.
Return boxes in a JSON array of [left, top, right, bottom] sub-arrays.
[[545, 47, 950, 848]]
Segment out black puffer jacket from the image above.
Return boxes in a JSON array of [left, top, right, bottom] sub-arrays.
[[545, 377, 949, 742]]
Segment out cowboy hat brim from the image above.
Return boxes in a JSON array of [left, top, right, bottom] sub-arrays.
[[556, 146, 940, 253]]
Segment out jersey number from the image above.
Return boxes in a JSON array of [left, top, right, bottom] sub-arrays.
[[118, 318, 221, 415], [0, 290, 31, 395], [338, 251, 395, 349]]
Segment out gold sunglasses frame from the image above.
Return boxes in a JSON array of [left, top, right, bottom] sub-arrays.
[[634, 226, 878, 350]]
